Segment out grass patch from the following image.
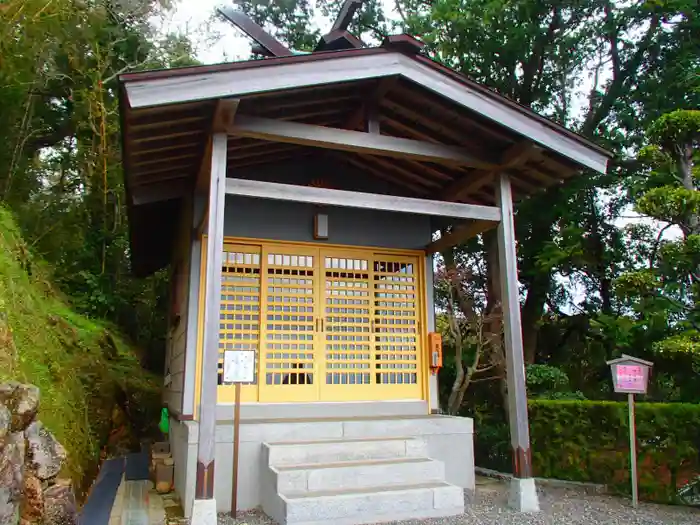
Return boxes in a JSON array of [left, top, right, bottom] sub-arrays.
[[0, 205, 160, 497]]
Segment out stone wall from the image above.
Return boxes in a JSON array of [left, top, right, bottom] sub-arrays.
[[0, 383, 77, 525]]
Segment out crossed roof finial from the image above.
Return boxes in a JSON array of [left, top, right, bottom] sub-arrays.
[[217, 0, 366, 57]]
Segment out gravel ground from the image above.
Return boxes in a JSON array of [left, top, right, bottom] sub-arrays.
[[216, 477, 700, 525]]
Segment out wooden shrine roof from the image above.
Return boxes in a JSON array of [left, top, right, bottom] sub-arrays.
[[118, 39, 611, 275]]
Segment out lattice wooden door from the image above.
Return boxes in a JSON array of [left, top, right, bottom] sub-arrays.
[[318, 250, 423, 401], [370, 254, 423, 399], [217, 243, 261, 403], [258, 245, 321, 402]]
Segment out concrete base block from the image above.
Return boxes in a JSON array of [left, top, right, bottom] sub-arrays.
[[173, 413, 475, 515], [190, 499, 218, 525], [508, 478, 540, 512]]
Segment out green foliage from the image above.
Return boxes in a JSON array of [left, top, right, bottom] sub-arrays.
[[526, 364, 585, 400], [0, 0, 192, 371], [475, 400, 700, 503], [0, 205, 160, 497], [636, 186, 700, 224], [654, 331, 700, 358], [647, 110, 700, 149]]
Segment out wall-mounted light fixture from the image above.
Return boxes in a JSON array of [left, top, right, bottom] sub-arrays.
[[314, 212, 329, 239]]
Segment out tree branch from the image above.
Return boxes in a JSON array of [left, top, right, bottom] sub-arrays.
[[649, 223, 675, 269]]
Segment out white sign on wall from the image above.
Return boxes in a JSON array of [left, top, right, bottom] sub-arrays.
[[223, 350, 255, 384]]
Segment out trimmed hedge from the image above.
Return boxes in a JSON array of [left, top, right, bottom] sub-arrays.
[[475, 400, 700, 503]]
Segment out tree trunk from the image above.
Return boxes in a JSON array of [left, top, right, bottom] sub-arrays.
[[521, 284, 545, 365], [679, 143, 699, 235], [483, 230, 509, 416]]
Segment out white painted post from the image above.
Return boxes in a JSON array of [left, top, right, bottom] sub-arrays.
[[192, 133, 227, 523], [628, 393, 638, 507], [495, 172, 540, 512]]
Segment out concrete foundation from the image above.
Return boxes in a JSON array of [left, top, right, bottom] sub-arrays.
[[508, 478, 540, 512], [190, 499, 218, 525], [169, 403, 474, 518]]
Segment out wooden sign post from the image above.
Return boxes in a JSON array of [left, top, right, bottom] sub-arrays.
[[222, 350, 255, 516], [606, 355, 653, 508]]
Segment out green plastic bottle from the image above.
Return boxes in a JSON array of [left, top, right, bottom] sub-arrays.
[[159, 407, 170, 435]]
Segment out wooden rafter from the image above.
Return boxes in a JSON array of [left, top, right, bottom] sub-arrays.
[[131, 163, 196, 179], [345, 77, 398, 131], [391, 83, 516, 143], [132, 153, 198, 168], [343, 155, 428, 195], [229, 115, 493, 167], [132, 136, 201, 156], [439, 141, 540, 202], [228, 144, 298, 161], [228, 152, 310, 170], [130, 114, 208, 132], [130, 172, 190, 187], [380, 98, 498, 159], [360, 155, 442, 188], [251, 94, 358, 116]]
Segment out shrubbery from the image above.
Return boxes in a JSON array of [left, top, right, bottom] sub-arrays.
[[474, 400, 700, 504]]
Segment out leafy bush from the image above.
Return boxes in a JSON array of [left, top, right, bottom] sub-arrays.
[[474, 400, 700, 504], [526, 364, 585, 399]]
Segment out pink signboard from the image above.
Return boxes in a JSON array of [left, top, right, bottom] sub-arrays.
[[615, 365, 645, 391]]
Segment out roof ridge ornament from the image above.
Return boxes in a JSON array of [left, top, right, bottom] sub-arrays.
[[217, 5, 293, 58]]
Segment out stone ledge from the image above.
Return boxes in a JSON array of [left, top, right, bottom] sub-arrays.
[[475, 467, 608, 494]]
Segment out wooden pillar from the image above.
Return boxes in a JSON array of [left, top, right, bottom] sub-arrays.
[[195, 133, 228, 500], [494, 172, 539, 511]]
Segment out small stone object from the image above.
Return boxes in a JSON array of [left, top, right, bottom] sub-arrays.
[[43, 482, 77, 525], [163, 457, 174, 466], [25, 421, 67, 481]]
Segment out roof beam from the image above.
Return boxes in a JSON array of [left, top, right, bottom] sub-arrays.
[[439, 141, 540, 201], [425, 220, 498, 253], [229, 115, 492, 167], [212, 98, 240, 133], [225, 177, 501, 222], [346, 77, 397, 131], [217, 7, 293, 57]]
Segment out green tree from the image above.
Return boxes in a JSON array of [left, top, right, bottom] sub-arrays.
[[616, 110, 700, 388], [0, 0, 198, 366]]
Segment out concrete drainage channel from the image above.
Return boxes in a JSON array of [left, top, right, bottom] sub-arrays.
[[81, 444, 185, 525]]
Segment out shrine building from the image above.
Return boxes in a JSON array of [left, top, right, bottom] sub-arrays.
[[117, 9, 610, 524]]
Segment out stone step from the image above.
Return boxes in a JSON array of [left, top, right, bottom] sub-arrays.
[[264, 437, 426, 466], [274, 456, 444, 493], [280, 482, 465, 525]]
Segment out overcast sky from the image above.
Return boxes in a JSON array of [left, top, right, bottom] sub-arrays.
[[154, 0, 398, 63]]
